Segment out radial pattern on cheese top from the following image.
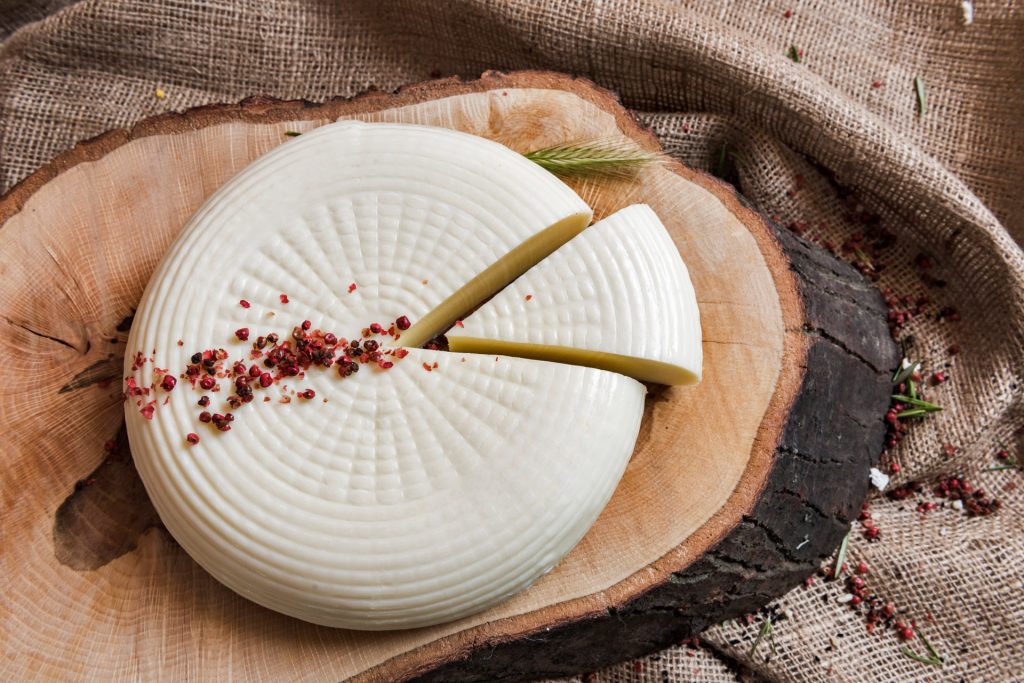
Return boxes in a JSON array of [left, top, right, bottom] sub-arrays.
[[447, 204, 703, 385], [144, 120, 592, 354], [125, 121, 642, 630]]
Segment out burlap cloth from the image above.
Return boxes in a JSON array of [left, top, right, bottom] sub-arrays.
[[2, 1, 1022, 681]]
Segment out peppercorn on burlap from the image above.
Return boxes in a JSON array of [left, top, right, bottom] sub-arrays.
[[2, 1, 1022, 681]]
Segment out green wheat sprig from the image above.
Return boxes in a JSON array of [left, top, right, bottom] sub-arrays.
[[523, 139, 664, 179]]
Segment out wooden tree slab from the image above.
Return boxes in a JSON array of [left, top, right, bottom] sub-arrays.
[[0, 72, 899, 681]]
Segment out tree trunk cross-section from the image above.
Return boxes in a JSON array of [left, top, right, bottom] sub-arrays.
[[0, 72, 899, 682]]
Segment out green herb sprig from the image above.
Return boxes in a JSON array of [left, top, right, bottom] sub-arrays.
[[748, 616, 778, 660], [901, 631, 944, 667], [852, 246, 875, 271], [907, 374, 919, 399], [712, 142, 745, 181], [987, 454, 1021, 472], [914, 76, 927, 118], [892, 359, 921, 386], [891, 395, 943, 413], [523, 139, 664, 179], [891, 359, 944, 419], [830, 532, 850, 581]]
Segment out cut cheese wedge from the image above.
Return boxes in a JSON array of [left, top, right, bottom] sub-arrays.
[[125, 121, 643, 630], [447, 204, 703, 385]]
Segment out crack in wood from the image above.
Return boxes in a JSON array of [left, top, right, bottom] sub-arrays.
[[788, 260, 886, 313], [738, 517, 804, 565], [3, 316, 82, 353], [702, 338, 773, 349], [775, 445, 859, 468], [800, 325, 883, 373], [51, 423, 166, 571], [58, 358, 121, 393], [774, 487, 849, 527], [703, 548, 805, 577]]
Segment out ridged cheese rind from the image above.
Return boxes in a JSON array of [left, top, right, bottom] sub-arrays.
[[448, 204, 702, 384], [129, 349, 643, 629], [125, 121, 643, 630]]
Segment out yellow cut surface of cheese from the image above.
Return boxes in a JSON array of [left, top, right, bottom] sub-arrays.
[[445, 337, 696, 385], [447, 204, 702, 385], [397, 212, 590, 348]]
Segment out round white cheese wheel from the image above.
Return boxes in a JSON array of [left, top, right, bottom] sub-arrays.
[[448, 204, 703, 384], [125, 121, 644, 630]]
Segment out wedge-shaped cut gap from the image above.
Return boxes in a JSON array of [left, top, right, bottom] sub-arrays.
[[445, 338, 698, 385], [446, 204, 702, 386], [396, 211, 591, 348]]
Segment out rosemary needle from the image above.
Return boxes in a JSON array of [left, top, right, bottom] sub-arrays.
[[748, 616, 777, 659], [902, 631, 944, 667], [891, 395, 943, 412], [892, 359, 921, 386], [831, 532, 850, 580]]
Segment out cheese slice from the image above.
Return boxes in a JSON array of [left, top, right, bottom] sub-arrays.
[[447, 204, 702, 385], [125, 121, 643, 630]]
